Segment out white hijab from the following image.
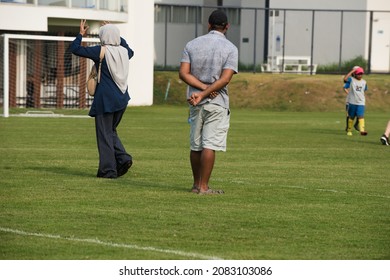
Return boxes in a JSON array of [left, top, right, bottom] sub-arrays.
[[99, 24, 129, 93]]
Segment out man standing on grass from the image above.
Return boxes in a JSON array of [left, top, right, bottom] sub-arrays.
[[179, 9, 238, 195]]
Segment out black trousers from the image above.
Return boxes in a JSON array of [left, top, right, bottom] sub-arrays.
[[95, 108, 132, 178]]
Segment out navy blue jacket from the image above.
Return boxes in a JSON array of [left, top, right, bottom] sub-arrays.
[[70, 34, 134, 116]]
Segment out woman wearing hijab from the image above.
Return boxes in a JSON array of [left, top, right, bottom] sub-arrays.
[[70, 20, 134, 178]]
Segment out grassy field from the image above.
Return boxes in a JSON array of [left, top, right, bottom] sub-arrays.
[[0, 105, 389, 260]]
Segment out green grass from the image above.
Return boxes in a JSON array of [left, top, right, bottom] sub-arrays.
[[1, 106, 389, 260]]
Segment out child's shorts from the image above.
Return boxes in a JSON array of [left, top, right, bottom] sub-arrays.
[[348, 104, 365, 118]]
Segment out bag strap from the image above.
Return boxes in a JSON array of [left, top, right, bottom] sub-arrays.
[[97, 46, 106, 84]]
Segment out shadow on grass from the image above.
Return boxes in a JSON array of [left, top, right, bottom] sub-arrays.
[[312, 128, 385, 146], [28, 166, 94, 178]]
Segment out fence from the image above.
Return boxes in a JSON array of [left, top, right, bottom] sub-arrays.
[[1, 5, 390, 116], [154, 4, 390, 75]]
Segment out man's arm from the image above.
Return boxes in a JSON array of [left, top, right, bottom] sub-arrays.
[[188, 68, 236, 106], [179, 62, 208, 91]]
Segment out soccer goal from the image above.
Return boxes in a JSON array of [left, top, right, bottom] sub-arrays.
[[1, 34, 100, 118]]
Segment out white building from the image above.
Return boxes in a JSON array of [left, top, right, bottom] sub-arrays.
[[0, 0, 154, 116], [154, 0, 390, 73], [269, 0, 390, 72], [154, 0, 264, 69]]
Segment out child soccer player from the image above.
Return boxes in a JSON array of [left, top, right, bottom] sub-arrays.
[[343, 67, 368, 136], [343, 66, 359, 132]]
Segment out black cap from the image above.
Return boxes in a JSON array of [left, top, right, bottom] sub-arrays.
[[208, 10, 228, 27]]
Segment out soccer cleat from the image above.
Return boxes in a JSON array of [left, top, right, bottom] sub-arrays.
[[347, 131, 352, 136], [380, 135, 389, 145], [360, 131, 368, 136]]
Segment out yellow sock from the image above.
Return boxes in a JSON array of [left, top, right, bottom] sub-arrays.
[[347, 118, 354, 132], [359, 118, 365, 132]]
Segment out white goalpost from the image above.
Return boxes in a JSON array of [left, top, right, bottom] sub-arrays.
[[1, 34, 100, 118]]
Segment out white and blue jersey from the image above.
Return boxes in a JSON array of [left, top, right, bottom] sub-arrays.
[[344, 77, 367, 106]]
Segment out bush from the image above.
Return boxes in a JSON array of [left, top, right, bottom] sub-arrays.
[[317, 56, 368, 74]]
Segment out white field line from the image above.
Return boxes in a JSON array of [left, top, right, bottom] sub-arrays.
[[0, 227, 223, 260], [7, 114, 90, 118]]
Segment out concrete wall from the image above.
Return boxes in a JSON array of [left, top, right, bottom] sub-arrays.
[[367, 0, 390, 72], [239, 0, 266, 66], [120, 1, 154, 105]]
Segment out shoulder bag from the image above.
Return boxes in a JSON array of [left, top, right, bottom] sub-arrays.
[[87, 46, 106, 96]]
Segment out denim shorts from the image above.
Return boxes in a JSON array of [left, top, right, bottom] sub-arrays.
[[189, 103, 230, 151]]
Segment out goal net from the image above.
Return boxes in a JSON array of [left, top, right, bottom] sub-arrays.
[[1, 34, 100, 117]]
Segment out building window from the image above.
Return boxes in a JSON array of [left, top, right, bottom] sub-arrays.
[[155, 5, 202, 24], [155, 5, 170, 23], [38, 0, 67, 6], [270, 10, 280, 17], [188, 7, 202, 23], [171, 6, 186, 23], [225, 8, 241, 25], [99, 0, 126, 12], [0, 0, 34, 3], [72, 0, 95, 8]]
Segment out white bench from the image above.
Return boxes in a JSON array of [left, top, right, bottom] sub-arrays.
[[263, 56, 317, 74]]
